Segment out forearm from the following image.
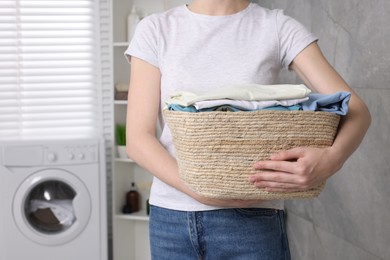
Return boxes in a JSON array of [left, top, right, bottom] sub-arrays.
[[291, 42, 372, 173], [327, 94, 371, 172], [126, 131, 195, 196]]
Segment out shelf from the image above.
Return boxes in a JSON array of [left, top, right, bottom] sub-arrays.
[[114, 100, 128, 105], [114, 42, 130, 47], [115, 210, 149, 222], [115, 157, 135, 163], [114, 100, 127, 105]]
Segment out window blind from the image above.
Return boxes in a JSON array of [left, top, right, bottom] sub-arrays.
[[0, 0, 101, 140]]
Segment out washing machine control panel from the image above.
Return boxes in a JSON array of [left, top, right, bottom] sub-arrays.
[[44, 143, 98, 165], [1, 139, 99, 166]]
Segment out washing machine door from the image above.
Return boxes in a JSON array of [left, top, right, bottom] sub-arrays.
[[13, 168, 91, 246]]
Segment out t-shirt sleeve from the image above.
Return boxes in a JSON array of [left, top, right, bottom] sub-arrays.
[[276, 10, 318, 69], [124, 16, 159, 68]]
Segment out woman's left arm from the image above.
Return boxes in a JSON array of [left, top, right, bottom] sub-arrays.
[[250, 42, 371, 192]]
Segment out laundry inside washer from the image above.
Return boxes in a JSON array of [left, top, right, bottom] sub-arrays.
[[26, 181, 77, 233]]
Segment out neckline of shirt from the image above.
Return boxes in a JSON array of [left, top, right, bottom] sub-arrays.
[[182, 2, 254, 21]]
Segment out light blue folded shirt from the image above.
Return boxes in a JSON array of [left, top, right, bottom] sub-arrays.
[[167, 104, 301, 112], [301, 92, 351, 115]]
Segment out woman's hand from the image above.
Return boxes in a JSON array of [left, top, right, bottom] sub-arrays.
[[249, 147, 343, 192]]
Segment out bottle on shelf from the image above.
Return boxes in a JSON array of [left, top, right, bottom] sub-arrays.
[[125, 182, 140, 213], [146, 198, 150, 215], [127, 5, 140, 43]]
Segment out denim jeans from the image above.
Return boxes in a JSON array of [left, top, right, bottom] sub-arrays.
[[149, 206, 291, 260]]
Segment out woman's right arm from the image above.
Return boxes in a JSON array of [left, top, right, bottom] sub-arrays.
[[126, 57, 256, 207], [126, 57, 187, 193]]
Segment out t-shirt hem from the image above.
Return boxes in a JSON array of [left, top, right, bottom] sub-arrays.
[[124, 49, 160, 68], [149, 197, 285, 211]]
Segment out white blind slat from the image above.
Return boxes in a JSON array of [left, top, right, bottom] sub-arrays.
[[20, 68, 94, 76], [24, 105, 96, 113], [20, 16, 93, 23], [21, 60, 93, 68], [21, 90, 96, 98], [21, 53, 93, 60], [21, 38, 93, 45], [21, 82, 94, 90], [20, 30, 93, 38], [20, 1, 93, 8], [0, 77, 18, 84], [20, 45, 93, 53], [0, 32, 17, 39], [23, 112, 97, 120], [22, 127, 96, 135], [20, 75, 94, 83]]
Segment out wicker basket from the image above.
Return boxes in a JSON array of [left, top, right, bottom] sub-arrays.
[[163, 109, 340, 200]]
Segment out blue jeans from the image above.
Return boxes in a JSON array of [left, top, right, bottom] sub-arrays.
[[149, 206, 291, 260]]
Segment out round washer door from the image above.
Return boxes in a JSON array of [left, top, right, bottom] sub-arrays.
[[13, 168, 91, 246]]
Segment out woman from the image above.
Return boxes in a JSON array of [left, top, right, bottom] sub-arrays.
[[125, 0, 371, 259]]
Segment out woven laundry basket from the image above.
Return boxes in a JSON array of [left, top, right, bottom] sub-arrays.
[[163, 109, 340, 200]]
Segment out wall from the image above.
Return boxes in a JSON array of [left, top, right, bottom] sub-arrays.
[[256, 0, 390, 259]]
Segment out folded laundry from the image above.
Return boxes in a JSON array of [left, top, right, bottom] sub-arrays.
[[168, 104, 204, 112], [301, 92, 351, 115], [193, 97, 309, 111], [167, 103, 302, 112], [166, 84, 312, 106], [167, 91, 350, 115]]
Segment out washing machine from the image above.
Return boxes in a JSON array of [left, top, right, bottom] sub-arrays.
[[0, 139, 107, 260]]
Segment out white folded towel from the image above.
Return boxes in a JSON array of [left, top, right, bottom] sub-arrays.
[[193, 97, 309, 110], [166, 84, 311, 106]]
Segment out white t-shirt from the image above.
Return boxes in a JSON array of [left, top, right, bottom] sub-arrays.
[[125, 3, 318, 211]]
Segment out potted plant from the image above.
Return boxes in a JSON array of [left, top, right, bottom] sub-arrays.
[[115, 124, 128, 159]]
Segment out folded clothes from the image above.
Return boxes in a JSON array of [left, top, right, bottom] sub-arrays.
[[167, 91, 350, 115], [166, 84, 312, 106], [193, 98, 309, 111], [167, 104, 302, 112], [301, 92, 351, 115]]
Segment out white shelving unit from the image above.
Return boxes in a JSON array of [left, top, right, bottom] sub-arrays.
[[111, 1, 188, 259], [112, 99, 155, 260], [111, 153, 152, 260], [111, 1, 164, 259]]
